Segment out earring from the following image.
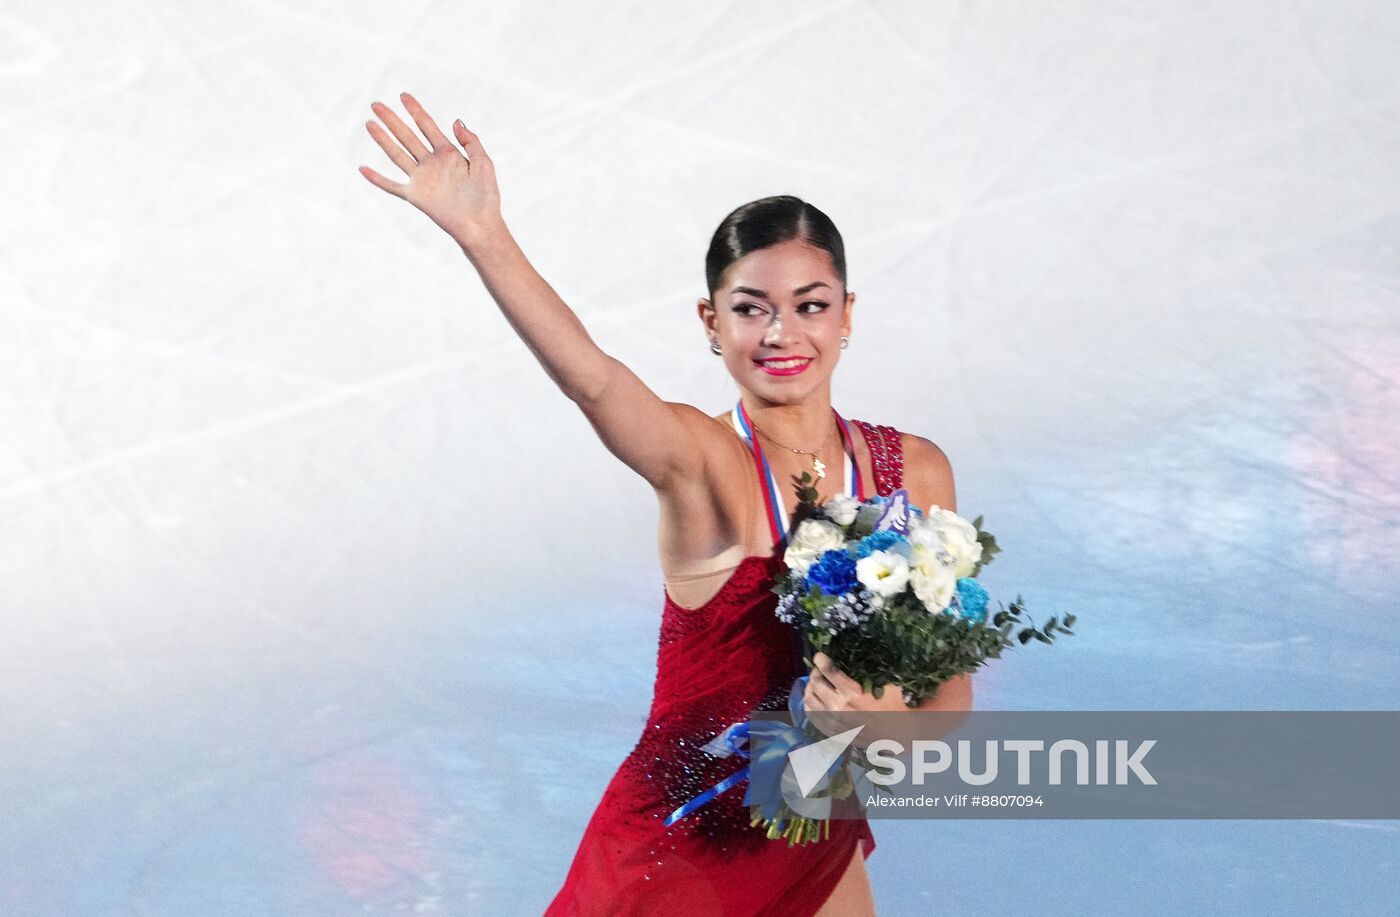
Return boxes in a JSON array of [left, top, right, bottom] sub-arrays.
[[710, 340, 723, 355], [840, 336, 851, 350]]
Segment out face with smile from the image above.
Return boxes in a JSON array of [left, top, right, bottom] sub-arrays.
[[699, 238, 855, 405]]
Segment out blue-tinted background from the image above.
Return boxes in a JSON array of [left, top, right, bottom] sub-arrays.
[[2, 1, 1397, 914]]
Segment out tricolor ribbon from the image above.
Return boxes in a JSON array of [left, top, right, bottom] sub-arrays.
[[728, 399, 865, 547]]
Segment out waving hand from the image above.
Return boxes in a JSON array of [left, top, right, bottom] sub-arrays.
[[360, 92, 502, 244], [355, 91, 712, 494]]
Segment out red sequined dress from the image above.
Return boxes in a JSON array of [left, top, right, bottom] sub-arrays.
[[544, 420, 904, 917]]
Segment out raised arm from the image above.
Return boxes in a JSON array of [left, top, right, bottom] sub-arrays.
[[360, 93, 704, 489]]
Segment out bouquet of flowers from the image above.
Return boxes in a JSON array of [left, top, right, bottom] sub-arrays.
[[747, 472, 1075, 844]]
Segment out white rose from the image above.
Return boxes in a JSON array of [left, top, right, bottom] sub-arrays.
[[855, 550, 910, 598], [783, 518, 847, 577], [823, 493, 861, 527], [921, 506, 983, 579], [909, 543, 957, 612]]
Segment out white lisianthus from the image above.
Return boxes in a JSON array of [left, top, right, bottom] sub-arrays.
[[919, 506, 983, 579], [783, 518, 846, 577], [822, 493, 861, 527], [906, 519, 943, 552], [909, 543, 958, 612], [855, 550, 910, 598]]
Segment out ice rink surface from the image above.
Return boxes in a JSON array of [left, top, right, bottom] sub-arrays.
[[2, 1, 1397, 914]]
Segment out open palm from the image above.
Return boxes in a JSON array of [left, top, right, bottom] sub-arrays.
[[359, 91, 501, 242]]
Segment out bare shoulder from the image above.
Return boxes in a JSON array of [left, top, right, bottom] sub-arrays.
[[663, 401, 738, 450], [664, 400, 725, 425], [898, 431, 957, 514], [650, 402, 753, 557], [654, 401, 748, 482]]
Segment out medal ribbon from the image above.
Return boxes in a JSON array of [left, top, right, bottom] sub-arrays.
[[729, 399, 865, 547]]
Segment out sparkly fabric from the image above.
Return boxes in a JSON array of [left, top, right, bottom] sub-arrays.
[[544, 420, 903, 917], [850, 420, 904, 497]]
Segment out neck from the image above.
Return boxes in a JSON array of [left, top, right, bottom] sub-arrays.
[[739, 387, 838, 451]]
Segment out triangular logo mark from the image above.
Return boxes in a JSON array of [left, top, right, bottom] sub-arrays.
[[788, 726, 865, 797]]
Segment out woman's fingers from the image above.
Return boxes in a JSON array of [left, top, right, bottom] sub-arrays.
[[453, 120, 491, 168], [360, 93, 503, 241], [370, 100, 431, 163], [399, 91, 455, 155], [813, 652, 859, 694], [805, 668, 844, 712], [365, 120, 417, 178], [357, 164, 408, 200]]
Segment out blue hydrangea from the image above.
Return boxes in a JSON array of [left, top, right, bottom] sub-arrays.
[[954, 578, 989, 623], [854, 529, 907, 558], [808, 549, 859, 597]]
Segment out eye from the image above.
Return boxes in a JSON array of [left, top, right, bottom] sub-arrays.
[[799, 300, 830, 314], [732, 303, 767, 316]]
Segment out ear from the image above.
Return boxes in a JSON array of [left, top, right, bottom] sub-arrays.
[[697, 297, 718, 335], [842, 289, 856, 337]]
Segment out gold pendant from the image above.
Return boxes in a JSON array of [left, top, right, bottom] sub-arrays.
[[812, 456, 827, 479]]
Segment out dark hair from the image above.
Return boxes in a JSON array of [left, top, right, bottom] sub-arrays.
[[704, 195, 847, 301]]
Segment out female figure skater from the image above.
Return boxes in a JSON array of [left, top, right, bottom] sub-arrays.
[[360, 92, 973, 917]]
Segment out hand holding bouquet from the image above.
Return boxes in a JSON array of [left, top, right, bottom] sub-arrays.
[[776, 474, 1074, 710], [668, 475, 1076, 846], [743, 474, 1075, 844]]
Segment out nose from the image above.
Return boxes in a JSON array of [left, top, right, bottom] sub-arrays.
[[761, 309, 794, 347]]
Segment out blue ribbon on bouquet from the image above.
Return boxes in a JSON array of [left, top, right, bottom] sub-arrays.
[[663, 676, 843, 826]]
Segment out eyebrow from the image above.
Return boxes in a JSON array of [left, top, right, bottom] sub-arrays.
[[729, 281, 832, 299]]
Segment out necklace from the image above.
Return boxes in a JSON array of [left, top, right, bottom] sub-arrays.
[[746, 415, 838, 480], [730, 400, 864, 546]]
